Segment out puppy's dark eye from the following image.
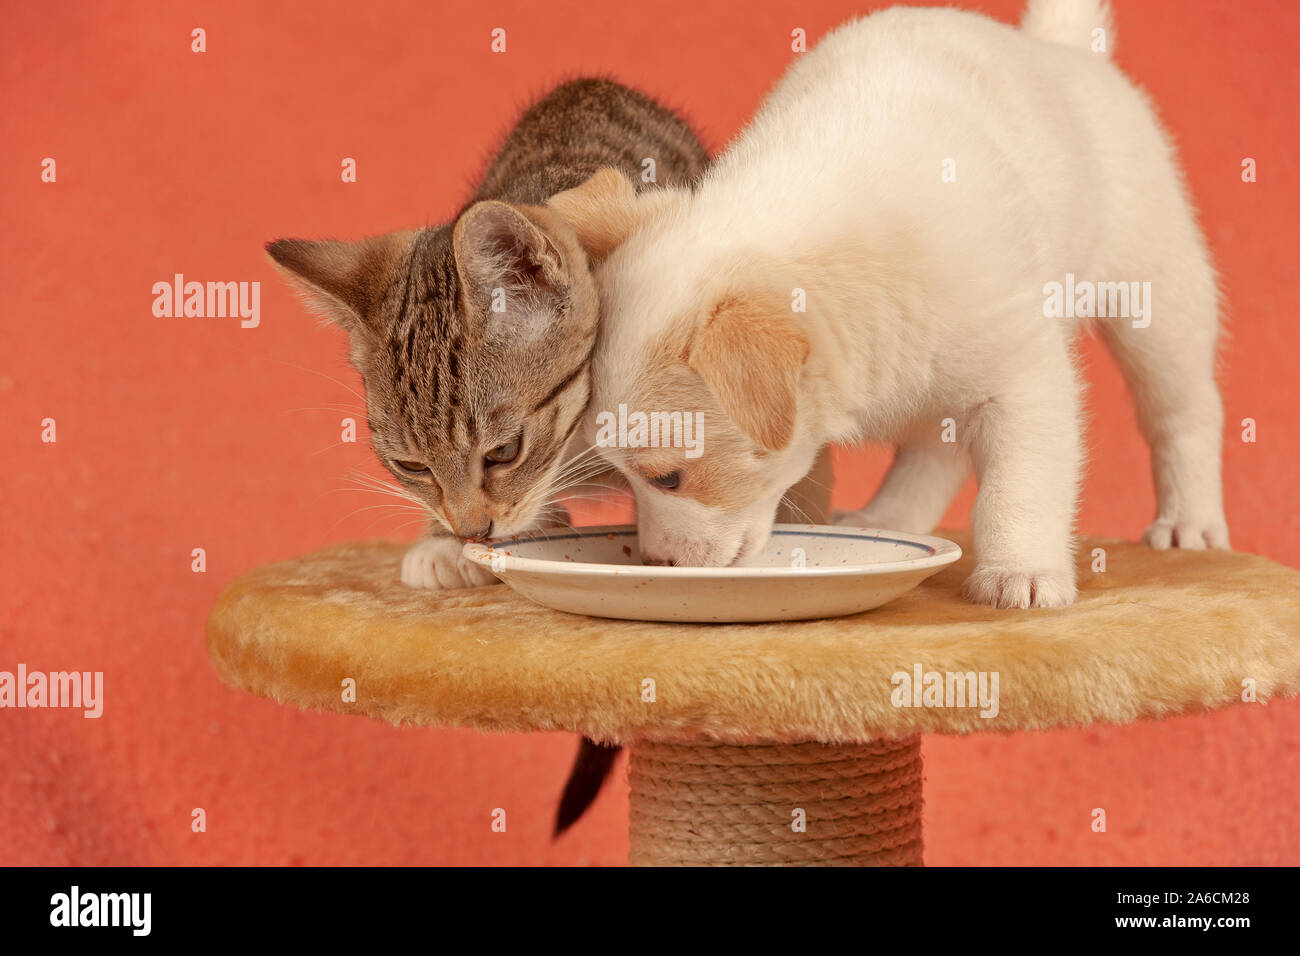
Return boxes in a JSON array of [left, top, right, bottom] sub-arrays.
[[485, 439, 520, 465], [392, 460, 428, 476], [650, 471, 681, 491]]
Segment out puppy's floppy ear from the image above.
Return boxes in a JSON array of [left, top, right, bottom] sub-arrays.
[[547, 167, 653, 263], [453, 200, 569, 319], [266, 232, 412, 337], [687, 293, 810, 451]]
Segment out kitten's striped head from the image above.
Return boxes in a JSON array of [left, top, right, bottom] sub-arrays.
[[268, 199, 602, 539]]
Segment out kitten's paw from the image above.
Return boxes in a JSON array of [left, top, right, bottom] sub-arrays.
[[401, 537, 498, 590], [962, 565, 1076, 609], [1143, 518, 1230, 551]]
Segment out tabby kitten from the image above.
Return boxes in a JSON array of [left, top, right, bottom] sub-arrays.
[[268, 79, 709, 588]]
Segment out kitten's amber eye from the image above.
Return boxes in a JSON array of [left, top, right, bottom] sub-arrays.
[[392, 460, 428, 476], [650, 471, 681, 491], [485, 440, 520, 465]]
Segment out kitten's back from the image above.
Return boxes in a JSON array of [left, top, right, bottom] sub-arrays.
[[472, 78, 709, 207]]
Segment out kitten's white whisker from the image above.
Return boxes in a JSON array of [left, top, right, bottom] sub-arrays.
[[331, 502, 429, 531], [546, 461, 615, 493], [266, 358, 367, 406], [311, 442, 350, 457], [779, 495, 816, 526], [337, 472, 426, 508], [280, 404, 365, 416]]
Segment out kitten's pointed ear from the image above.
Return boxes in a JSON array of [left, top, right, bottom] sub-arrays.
[[687, 293, 810, 451], [452, 200, 569, 310], [547, 168, 655, 263], [265, 233, 410, 334]]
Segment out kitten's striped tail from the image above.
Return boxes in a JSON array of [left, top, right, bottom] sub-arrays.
[[1021, 0, 1115, 58]]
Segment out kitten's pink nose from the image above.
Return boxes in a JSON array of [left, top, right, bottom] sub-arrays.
[[641, 554, 676, 567], [458, 521, 493, 542]]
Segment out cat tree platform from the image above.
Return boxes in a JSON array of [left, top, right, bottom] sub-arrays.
[[206, 531, 1300, 865]]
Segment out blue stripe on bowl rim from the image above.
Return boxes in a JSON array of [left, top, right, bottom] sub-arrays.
[[479, 525, 938, 557]]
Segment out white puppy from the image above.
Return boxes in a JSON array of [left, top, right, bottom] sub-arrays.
[[548, 0, 1229, 608]]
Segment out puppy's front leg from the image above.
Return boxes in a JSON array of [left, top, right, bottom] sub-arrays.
[[833, 434, 969, 534], [962, 360, 1082, 609]]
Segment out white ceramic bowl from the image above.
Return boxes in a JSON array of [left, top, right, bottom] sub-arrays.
[[463, 524, 962, 623]]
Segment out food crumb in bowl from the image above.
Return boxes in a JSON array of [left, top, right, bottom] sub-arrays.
[[622, 545, 632, 557]]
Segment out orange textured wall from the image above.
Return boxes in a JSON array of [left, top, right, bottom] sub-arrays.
[[2, 0, 1296, 865]]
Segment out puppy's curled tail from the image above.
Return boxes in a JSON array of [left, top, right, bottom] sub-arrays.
[[1021, 0, 1115, 58]]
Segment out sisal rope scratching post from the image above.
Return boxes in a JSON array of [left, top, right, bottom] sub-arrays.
[[628, 738, 923, 866]]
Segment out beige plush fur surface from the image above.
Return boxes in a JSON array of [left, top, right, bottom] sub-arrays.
[[206, 533, 1300, 744]]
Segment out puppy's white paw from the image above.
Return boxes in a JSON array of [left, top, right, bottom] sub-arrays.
[[962, 565, 1076, 609], [831, 508, 891, 530], [401, 537, 498, 590], [1143, 518, 1230, 551]]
